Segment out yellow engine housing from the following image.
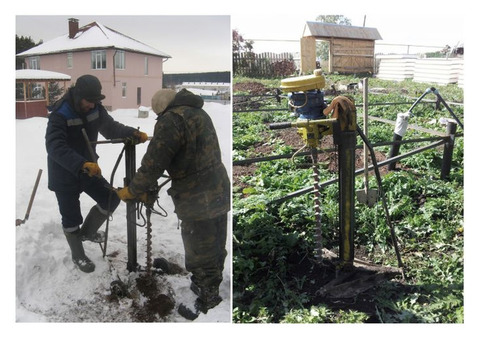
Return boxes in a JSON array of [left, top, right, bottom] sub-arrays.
[[280, 69, 326, 92]]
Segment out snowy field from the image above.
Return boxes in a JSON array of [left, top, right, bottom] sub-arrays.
[[14, 101, 232, 324]]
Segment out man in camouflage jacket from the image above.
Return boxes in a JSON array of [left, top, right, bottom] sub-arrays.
[[46, 74, 148, 273], [117, 88, 230, 319]]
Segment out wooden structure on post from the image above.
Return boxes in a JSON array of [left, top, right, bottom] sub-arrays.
[[15, 69, 70, 119], [301, 22, 382, 74]]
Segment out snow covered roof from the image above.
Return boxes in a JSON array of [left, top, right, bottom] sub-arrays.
[[17, 21, 171, 58], [16, 69, 71, 81]]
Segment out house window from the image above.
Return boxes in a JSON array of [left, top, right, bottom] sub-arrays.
[[91, 50, 106, 69], [122, 82, 127, 98], [29, 56, 40, 70], [144, 57, 148, 75], [67, 53, 73, 68], [115, 50, 125, 69]]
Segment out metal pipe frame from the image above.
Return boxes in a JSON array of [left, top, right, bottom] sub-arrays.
[[233, 135, 453, 166], [268, 139, 445, 206]]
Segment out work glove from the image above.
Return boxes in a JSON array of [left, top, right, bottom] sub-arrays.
[[116, 186, 148, 203], [133, 130, 149, 144], [82, 162, 101, 177]]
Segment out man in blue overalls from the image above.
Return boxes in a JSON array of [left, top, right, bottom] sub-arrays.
[[45, 74, 148, 273]]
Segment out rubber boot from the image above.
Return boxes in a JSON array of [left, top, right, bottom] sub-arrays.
[[79, 205, 108, 243], [64, 229, 95, 273], [190, 281, 201, 296], [178, 284, 222, 320], [195, 286, 222, 314]]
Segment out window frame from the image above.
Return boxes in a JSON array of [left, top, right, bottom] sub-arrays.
[[91, 50, 107, 70], [66, 52, 73, 69], [115, 50, 125, 70], [29, 56, 40, 70], [121, 82, 127, 98]]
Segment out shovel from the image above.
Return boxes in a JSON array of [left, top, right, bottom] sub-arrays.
[[356, 78, 378, 207], [16, 169, 43, 226]]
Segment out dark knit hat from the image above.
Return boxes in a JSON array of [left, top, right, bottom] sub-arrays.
[[74, 75, 106, 103]]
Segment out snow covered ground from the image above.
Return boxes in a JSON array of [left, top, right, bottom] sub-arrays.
[[14, 101, 232, 324]]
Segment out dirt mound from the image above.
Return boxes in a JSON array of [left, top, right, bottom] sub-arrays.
[[233, 82, 270, 95]]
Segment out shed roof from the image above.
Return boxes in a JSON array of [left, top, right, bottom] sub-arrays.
[[304, 21, 382, 41], [17, 21, 171, 58], [16, 69, 71, 81]]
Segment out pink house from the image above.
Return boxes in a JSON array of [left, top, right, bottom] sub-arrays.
[[17, 18, 171, 111]]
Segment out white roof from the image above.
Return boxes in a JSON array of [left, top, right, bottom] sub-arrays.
[[185, 88, 218, 96], [17, 22, 171, 58], [16, 69, 71, 80]]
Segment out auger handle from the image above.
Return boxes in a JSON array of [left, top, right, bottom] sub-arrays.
[[269, 122, 293, 130]]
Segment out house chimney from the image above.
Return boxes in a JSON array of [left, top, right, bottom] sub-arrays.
[[68, 18, 79, 39]]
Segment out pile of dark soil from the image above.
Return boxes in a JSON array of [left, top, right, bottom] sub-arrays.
[[233, 81, 271, 95], [133, 275, 175, 321]]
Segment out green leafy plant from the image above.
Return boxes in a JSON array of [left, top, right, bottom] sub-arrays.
[[233, 75, 464, 323]]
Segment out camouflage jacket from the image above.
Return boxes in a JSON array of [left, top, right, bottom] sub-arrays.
[[129, 89, 230, 221]]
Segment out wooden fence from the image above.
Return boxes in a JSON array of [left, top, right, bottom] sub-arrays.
[[233, 52, 296, 78]]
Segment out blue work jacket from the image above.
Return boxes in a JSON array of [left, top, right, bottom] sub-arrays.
[[45, 91, 136, 192]]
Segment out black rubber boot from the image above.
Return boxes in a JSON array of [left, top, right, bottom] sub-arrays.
[[178, 284, 222, 320], [64, 229, 95, 273], [79, 205, 108, 243], [190, 281, 201, 296], [195, 286, 222, 314]]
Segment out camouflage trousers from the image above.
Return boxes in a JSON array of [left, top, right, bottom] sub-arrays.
[[181, 214, 228, 293]]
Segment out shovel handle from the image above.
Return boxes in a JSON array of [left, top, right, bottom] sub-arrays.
[[23, 169, 43, 222]]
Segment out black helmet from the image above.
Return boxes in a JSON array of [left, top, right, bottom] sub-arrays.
[[74, 75, 105, 103]]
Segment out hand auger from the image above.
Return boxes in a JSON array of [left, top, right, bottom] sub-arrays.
[[134, 179, 170, 275], [269, 118, 404, 272], [270, 119, 338, 263], [81, 130, 128, 258], [81, 129, 165, 271]]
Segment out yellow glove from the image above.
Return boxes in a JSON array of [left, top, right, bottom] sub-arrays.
[[116, 186, 135, 201], [82, 162, 101, 177], [133, 130, 149, 144], [116, 187, 149, 203]]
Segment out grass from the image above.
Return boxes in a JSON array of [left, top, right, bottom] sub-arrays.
[[232, 74, 464, 323]]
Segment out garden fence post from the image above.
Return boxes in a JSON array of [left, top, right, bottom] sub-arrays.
[[388, 112, 410, 170], [440, 121, 457, 180]]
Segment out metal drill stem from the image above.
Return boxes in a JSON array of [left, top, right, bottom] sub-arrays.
[[311, 147, 323, 262], [145, 206, 153, 275], [125, 142, 138, 272]]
